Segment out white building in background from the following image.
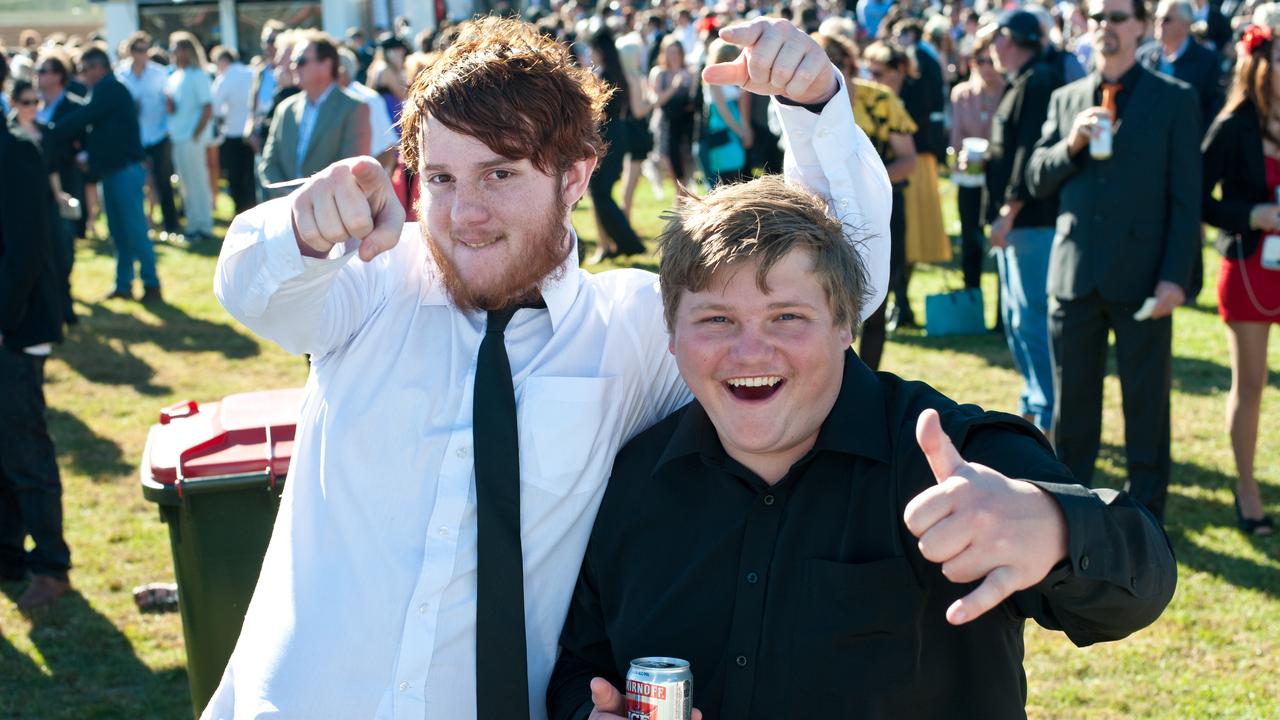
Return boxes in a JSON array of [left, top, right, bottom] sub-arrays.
[[89, 0, 482, 62]]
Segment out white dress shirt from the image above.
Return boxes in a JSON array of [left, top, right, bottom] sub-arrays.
[[212, 62, 256, 139], [204, 76, 890, 720], [118, 61, 171, 148], [165, 66, 213, 144]]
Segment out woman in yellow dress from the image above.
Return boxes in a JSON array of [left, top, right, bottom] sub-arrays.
[[864, 41, 951, 328], [815, 33, 918, 369]]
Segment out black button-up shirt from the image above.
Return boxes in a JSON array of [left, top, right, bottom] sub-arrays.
[[548, 351, 1176, 720], [985, 57, 1060, 228]]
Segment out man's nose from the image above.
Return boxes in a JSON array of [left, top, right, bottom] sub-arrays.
[[728, 322, 775, 363], [451, 182, 490, 226]]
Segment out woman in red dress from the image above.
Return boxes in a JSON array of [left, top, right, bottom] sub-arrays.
[[1202, 25, 1279, 536]]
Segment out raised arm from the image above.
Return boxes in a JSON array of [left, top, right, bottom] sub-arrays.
[[704, 17, 892, 321], [214, 156, 406, 356]]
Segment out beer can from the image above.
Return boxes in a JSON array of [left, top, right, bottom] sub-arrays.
[[1090, 115, 1113, 161], [626, 657, 692, 720]]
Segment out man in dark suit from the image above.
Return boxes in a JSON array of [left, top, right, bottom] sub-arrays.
[[1138, 0, 1223, 126], [1028, 0, 1202, 521], [259, 31, 371, 193], [0, 119, 73, 612], [47, 45, 162, 302]]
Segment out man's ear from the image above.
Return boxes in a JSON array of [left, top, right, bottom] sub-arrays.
[[561, 155, 598, 206]]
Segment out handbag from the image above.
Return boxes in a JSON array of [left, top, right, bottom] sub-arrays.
[[925, 285, 986, 337]]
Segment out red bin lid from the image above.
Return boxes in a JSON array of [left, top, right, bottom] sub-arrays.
[[147, 388, 304, 486]]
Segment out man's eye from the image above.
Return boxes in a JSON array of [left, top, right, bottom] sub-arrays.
[[427, 174, 453, 184], [489, 170, 514, 180], [777, 313, 800, 321], [702, 316, 729, 324]]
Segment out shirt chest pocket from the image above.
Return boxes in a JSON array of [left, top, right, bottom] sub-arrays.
[[789, 556, 924, 716], [516, 375, 622, 496]]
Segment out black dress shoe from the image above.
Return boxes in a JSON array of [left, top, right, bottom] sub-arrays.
[[102, 289, 133, 302], [1235, 494, 1275, 537], [141, 286, 164, 304]]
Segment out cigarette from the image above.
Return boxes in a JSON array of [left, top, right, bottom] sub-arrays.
[[263, 178, 310, 191]]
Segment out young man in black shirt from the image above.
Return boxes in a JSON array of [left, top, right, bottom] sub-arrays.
[[547, 176, 1177, 720]]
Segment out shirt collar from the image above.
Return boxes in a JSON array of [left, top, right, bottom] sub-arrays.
[[1093, 62, 1143, 95], [418, 227, 583, 332], [307, 83, 337, 108], [653, 348, 892, 475], [1165, 37, 1191, 63]]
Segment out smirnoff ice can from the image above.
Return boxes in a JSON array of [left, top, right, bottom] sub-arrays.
[[1090, 115, 1113, 161], [626, 657, 692, 720]]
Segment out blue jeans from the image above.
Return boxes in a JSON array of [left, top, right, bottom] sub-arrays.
[[997, 227, 1054, 429], [100, 161, 159, 293]]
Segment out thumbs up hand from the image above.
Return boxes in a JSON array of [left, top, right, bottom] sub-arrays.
[[702, 17, 839, 106], [904, 409, 1069, 625]]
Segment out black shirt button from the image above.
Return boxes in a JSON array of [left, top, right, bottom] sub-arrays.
[[763, 495, 775, 506], [746, 572, 759, 584], [1080, 555, 1090, 571], [735, 655, 748, 667]]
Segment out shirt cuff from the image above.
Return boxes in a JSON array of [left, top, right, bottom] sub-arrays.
[[233, 196, 354, 318], [1026, 481, 1118, 592]]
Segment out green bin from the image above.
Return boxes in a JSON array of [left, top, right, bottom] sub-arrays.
[[140, 388, 303, 718]]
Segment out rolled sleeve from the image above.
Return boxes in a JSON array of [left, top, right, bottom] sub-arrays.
[[775, 72, 892, 321]]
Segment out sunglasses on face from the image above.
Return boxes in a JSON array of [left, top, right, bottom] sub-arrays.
[[37, 66, 58, 75], [16, 98, 39, 106], [292, 56, 310, 68], [132, 45, 149, 53], [1090, 10, 1134, 23], [974, 57, 993, 66]]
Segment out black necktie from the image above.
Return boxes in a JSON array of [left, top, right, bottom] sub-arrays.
[[474, 304, 532, 719]]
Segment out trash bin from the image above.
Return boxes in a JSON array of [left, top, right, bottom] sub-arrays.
[[140, 387, 303, 718]]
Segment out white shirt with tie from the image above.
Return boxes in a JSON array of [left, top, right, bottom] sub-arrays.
[[204, 76, 890, 720]]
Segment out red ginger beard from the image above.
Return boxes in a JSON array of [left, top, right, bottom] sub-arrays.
[[414, 175, 574, 313]]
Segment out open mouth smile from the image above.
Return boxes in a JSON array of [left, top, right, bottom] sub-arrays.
[[456, 236, 501, 249], [724, 376, 785, 401]]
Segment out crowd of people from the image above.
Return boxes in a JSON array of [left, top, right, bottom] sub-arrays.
[[0, 0, 1275, 622]]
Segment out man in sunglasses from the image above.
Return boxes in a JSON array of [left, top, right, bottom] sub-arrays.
[[118, 31, 183, 243], [258, 30, 370, 195], [983, 10, 1062, 437], [1028, 0, 1201, 523]]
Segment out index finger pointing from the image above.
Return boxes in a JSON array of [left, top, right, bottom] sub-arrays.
[[718, 20, 765, 47]]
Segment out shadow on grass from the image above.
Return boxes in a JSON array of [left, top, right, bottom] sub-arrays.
[[57, 301, 259, 397], [1089, 443, 1280, 599], [47, 407, 133, 480], [886, 325, 1231, 396], [0, 586, 190, 719]]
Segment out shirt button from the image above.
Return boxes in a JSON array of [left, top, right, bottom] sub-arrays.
[[817, 128, 830, 139], [438, 526, 449, 537], [1080, 555, 1090, 571], [399, 681, 410, 692], [838, 198, 849, 209], [746, 572, 759, 584], [763, 495, 775, 506], [735, 655, 748, 667], [456, 446, 469, 458], [418, 603, 429, 614]]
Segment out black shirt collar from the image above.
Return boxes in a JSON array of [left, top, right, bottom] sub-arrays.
[[653, 349, 892, 476], [1093, 62, 1143, 95]]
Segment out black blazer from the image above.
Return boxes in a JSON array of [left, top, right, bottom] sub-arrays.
[[984, 58, 1059, 228], [46, 73, 144, 180], [0, 123, 62, 350], [1202, 99, 1269, 259], [1027, 68, 1203, 303], [1136, 39, 1223, 131], [44, 91, 87, 190]]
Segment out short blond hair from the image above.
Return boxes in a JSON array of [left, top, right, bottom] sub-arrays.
[[658, 175, 870, 333]]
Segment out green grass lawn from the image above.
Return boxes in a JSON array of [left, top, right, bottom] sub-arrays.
[[1, 176, 1277, 719]]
